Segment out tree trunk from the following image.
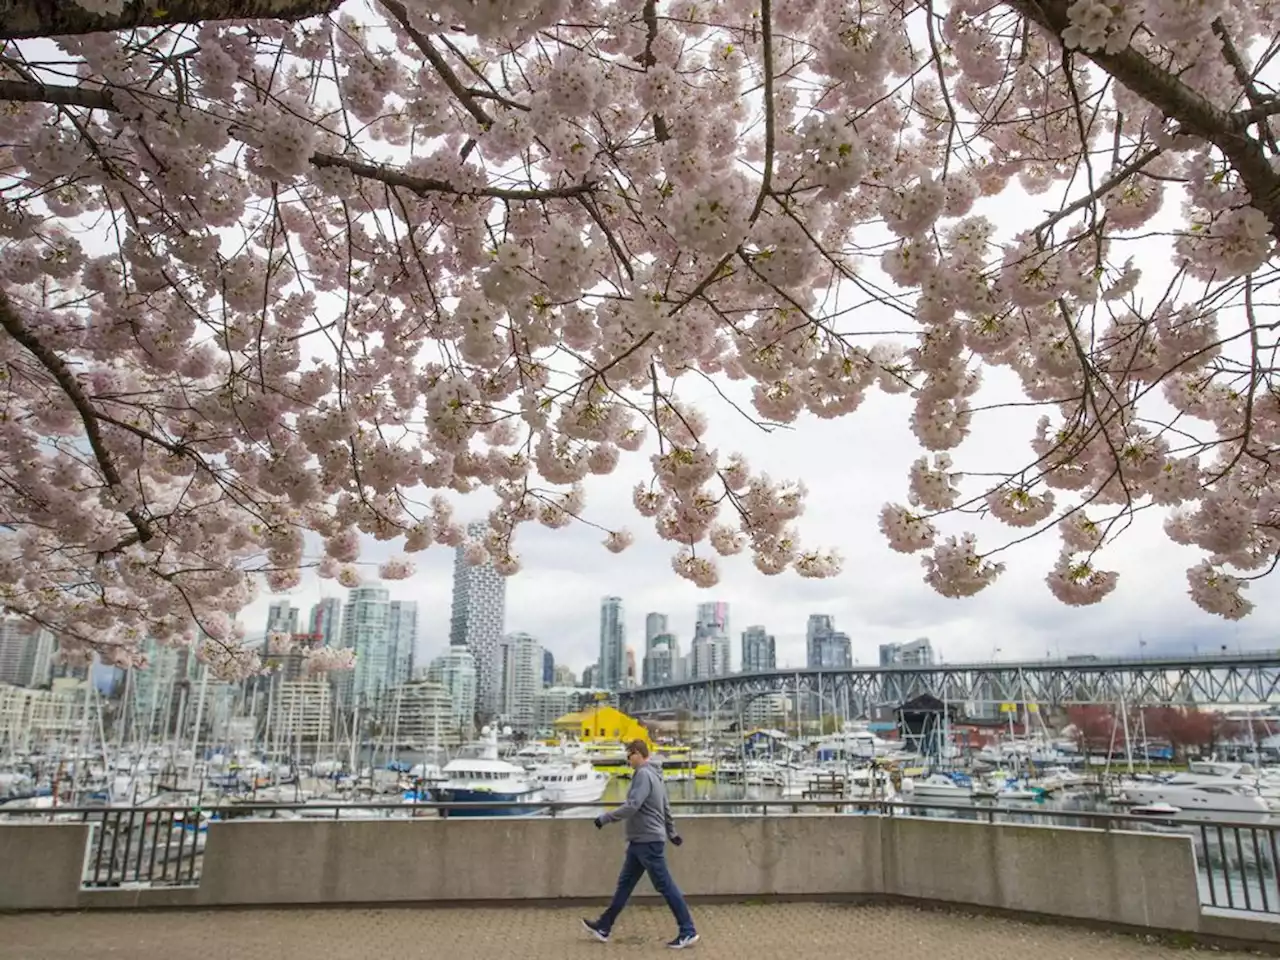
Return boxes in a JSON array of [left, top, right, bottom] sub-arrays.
[[0, 0, 344, 41]]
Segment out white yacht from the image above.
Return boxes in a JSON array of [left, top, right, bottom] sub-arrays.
[[908, 773, 972, 802], [435, 728, 545, 816], [1118, 773, 1270, 815], [534, 759, 609, 804]]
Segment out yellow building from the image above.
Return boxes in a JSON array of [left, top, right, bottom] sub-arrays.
[[553, 704, 652, 747]]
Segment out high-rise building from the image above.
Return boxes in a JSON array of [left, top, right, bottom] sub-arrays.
[[387, 601, 417, 688], [553, 663, 576, 687], [667, 635, 683, 680], [266, 601, 300, 637], [309, 597, 343, 648], [643, 637, 675, 685], [499, 632, 543, 732], [880, 638, 935, 667], [690, 634, 729, 679], [695, 602, 729, 637], [598, 596, 625, 690], [744, 693, 788, 728], [806, 614, 834, 668], [383, 680, 455, 746], [693, 601, 731, 677], [427, 646, 478, 736], [542, 648, 555, 687], [741, 626, 776, 673], [0, 619, 55, 688], [625, 647, 637, 687], [450, 520, 507, 716], [17, 627, 54, 688], [817, 631, 853, 668], [271, 680, 332, 742], [644, 613, 668, 654], [0, 682, 88, 744], [132, 637, 185, 737], [582, 662, 600, 688], [342, 585, 391, 707], [536, 686, 581, 729]]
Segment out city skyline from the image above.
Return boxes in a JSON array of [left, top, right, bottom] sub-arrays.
[[229, 570, 1262, 683]]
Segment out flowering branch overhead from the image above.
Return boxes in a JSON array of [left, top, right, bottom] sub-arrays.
[[0, 80, 595, 201], [1, 0, 1279, 676]]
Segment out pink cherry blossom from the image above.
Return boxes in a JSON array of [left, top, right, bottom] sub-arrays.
[[304, 646, 356, 674], [378, 557, 415, 580], [0, 0, 1275, 679], [879, 505, 939, 554], [1045, 552, 1119, 606], [603, 529, 634, 554], [922, 535, 1005, 599]]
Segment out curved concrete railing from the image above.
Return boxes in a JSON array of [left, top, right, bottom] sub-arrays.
[[0, 814, 1269, 943]]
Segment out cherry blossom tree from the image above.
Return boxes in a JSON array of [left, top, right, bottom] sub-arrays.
[[1064, 704, 1117, 751], [1, 0, 1279, 675]]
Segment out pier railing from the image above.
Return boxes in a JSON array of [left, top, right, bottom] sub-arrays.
[[2, 798, 1274, 915]]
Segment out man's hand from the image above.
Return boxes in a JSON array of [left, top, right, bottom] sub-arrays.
[[670, 834, 683, 846], [594, 815, 607, 829]]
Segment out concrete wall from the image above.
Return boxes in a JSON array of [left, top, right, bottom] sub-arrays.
[[0, 823, 88, 910], [197, 815, 883, 906], [882, 818, 1200, 931], [0, 815, 1213, 937]]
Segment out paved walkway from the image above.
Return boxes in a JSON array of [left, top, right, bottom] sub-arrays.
[[0, 903, 1252, 960]]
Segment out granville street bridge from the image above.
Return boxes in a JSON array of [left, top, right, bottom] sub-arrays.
[[615, 651, 1280, 716]]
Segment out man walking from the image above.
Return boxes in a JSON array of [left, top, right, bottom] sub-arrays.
[[582, 739, 698, 949]]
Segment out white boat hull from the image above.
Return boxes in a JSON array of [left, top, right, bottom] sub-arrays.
[[1120, 783, 1269, 815], [541, 774, 609, 804]]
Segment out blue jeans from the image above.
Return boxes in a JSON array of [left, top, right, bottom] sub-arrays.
[[598, 840, 695, 937]]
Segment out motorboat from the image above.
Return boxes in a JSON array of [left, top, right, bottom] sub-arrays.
[[1118, 774, 1270, 815], [908, 773, 972, 802], [534, 759, 609, 804], [1131, 802, 1182, 816], [435, 728, 545, 816], [1036, 766, 1088, 792]]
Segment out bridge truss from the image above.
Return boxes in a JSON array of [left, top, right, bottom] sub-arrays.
[[615, 652, 1280, 716]]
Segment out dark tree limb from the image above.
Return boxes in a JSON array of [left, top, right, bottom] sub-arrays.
[[0, 288, 155, 547], [0, 0, 343, 41]]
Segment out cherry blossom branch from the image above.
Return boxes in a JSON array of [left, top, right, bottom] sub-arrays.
[[1211, 18, 1278, 152], [310, 154, 596, 201], [0, 289, 155, 548], [748, 0, 776, 222], [378, 0, 492, 129], [0, 0, 341, 41], [639, 0, 670, 143], [1034, 147, 1163, 241], [1008, 0, 1280, 239], [0, 79, 594, 201]]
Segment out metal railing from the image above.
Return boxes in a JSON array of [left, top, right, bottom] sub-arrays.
[[3, 798, 1276, 913]]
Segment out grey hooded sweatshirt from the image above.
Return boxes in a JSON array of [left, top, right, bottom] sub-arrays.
[[599, 761, 676, 843]]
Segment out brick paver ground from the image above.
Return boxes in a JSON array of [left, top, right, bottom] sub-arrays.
[[0, 903, 1252, 960]]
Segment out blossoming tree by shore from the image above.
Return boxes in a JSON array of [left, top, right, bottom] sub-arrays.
[[0, 0, 1277, 674]]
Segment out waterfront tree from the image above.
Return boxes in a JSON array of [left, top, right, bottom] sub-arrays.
[[1, 1, 1279, 672]]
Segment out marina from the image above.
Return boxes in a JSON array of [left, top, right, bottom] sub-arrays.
[[9, 695, 1280, 824]]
